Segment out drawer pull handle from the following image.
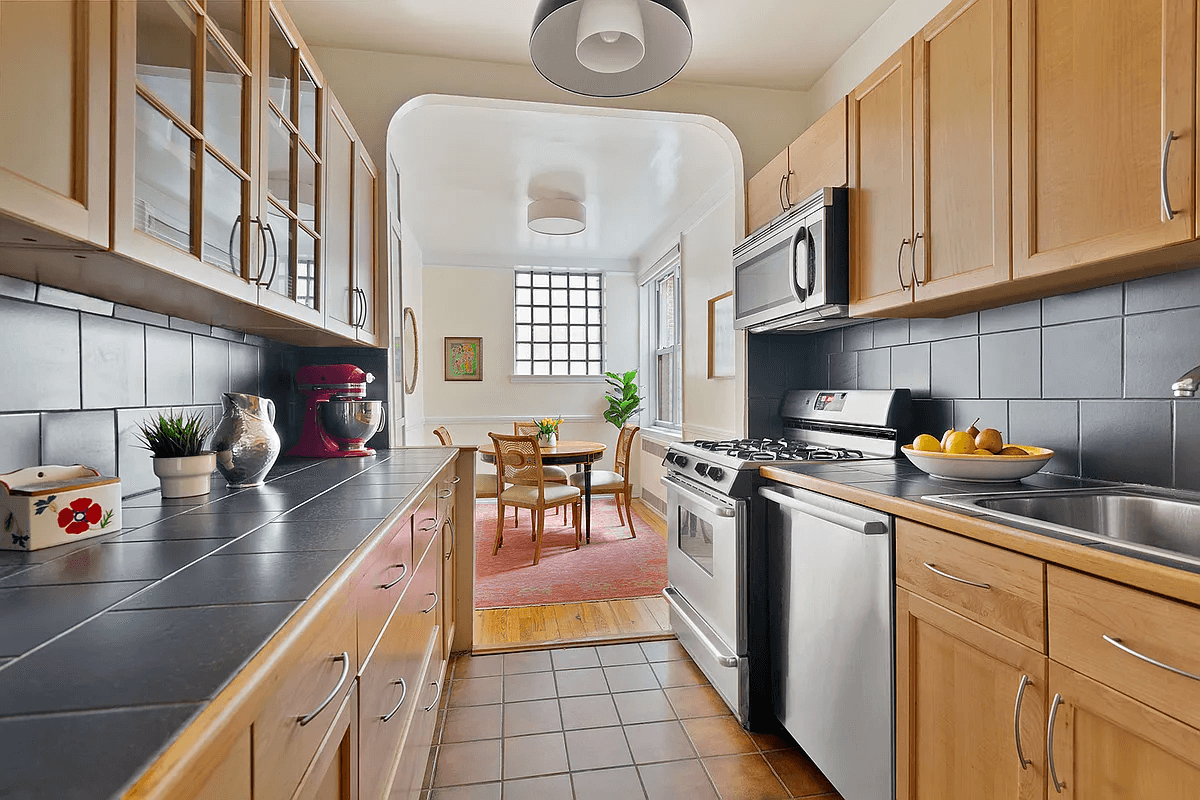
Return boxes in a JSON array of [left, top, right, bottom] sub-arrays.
[[1013, 675, 1033, 769], [421, 591, 438, 614], [445, 476, 461, 485], [381, 563, 408, 590], [923, 562, 990, 590], [381, 678, 408, 722], [423, 680, 442, 712], [418, 519, 437, 532], [298, 652, 350, 726], [1047, 693, 1065, 793], [445, 518, 455, 561], [1103, 634, 1200, 682], [438, 489, 453, 499]]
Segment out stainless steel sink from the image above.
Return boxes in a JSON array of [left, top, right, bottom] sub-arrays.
[[925, 486, 1200, 569]]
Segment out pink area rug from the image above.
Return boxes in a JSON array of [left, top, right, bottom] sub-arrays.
[[473, 498, 667, 609]]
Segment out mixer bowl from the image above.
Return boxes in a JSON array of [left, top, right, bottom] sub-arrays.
[[320, 400, 385, 442]]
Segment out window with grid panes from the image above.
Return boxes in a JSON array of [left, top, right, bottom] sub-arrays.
[[652, 263, 681, 428], [514, 270, 604, 376]]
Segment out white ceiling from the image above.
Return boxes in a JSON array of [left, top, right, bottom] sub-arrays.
[[284, 0, 897, 92], [390, 98, 736, 269]]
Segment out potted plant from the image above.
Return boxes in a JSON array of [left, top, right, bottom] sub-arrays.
[[535, 417, 563, 448], [603, 370, 643, 430], [136, 410, 216, 498]]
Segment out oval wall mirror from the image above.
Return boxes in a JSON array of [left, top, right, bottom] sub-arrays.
[[401, 306, 419, 395]]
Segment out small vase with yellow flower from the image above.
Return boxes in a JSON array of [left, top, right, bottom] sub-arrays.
[[535, 417, 562, 448]]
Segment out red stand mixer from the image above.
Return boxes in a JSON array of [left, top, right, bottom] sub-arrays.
[[287, 364, 386, 458]]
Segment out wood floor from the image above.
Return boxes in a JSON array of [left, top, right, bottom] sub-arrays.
[[473, 499, 673, 654]]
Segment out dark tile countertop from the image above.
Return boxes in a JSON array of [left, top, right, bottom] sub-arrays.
[[0, 448, 454, 800]]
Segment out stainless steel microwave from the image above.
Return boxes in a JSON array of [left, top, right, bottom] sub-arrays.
[[733, 187, 849, 332]]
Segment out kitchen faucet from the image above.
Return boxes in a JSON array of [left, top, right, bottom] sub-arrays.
[[1173, 364, 1200, 396]]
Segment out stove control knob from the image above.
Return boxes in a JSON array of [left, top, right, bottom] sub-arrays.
[[707, 466, 725, 481], [672, 454, 689, 468], [695, 462, 709, 477]]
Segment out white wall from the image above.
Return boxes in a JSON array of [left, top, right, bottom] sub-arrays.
[[309, 47, 809, 184], [399, 220, 427, 445]]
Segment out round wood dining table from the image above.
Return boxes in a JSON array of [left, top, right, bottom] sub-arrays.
[[478, 440, 607, 543]]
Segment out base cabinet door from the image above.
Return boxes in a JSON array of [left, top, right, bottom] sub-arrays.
[[896, 589, 1047, 800], [1045, 661, 1200, 799], [1012, 0, 1196, 277], [295, 681, 359, 800]]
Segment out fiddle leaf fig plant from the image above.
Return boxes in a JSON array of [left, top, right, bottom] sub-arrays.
[[603, 369, 643, 429]]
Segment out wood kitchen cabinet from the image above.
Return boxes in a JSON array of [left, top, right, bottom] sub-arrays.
[[294, 681, 359, 800], [325, 95, 378, 344], [0, 0, 110, 248], [896, 589, 1046, 800], [1011, 0, 1196, 277], [746, 148, 792, 237]]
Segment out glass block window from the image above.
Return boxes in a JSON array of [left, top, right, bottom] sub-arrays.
[[514, 269, 604, 376]]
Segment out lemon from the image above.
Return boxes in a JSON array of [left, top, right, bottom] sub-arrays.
[[940, 429, 957, 450], [913, 434, 942, 453]]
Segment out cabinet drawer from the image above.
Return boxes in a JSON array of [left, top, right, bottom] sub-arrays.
[[1048, 566, 1200, 731], [896, 520, 1045, 650], [253, 580, 357, 800], [388, 630, 444, 800], [359, 610, 426, 799], [413, 491, 440, 564], [356, 517, 414, 667]]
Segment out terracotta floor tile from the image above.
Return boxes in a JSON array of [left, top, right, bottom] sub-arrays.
[[559, 693, 621, 730], [564, 725, 634, 771], [572, 766, 648, 800], [682, 716, 757, 757], [763, 749, 836, 797], [501, 774, 573, 800], [747, 730, 795, 753], [502, 698, 562, 737], [665, 685, 730, 718], [702, 754, 790, 800], [652, 659, 707, 688], [428, 783, 501, 800], [448, 677, 504, 708], [432, 740, 502, 787], [640, 639, 689, 662], [454, 654, 504, 679], [638, 759, 720, 800], [503, 671, 556, 703], [502, 732, 568, 779], [597, 642, 649, 666], [555, 666, 610, 697], [625, 720, 698, 764], [550, 646, 601, 670], [441, 704, 503, 743], [614, 689, 677, 725], [504, 650, 552, 674], [604, 663, 660, 693]]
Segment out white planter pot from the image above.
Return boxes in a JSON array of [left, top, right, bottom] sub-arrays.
[[152, 454, 216, 498], [538, 433, 558, 448]]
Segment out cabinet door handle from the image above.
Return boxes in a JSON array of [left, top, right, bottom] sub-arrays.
[[418, 519, 437, 532], [297, 652, 350, 726], [1162, 130, 1180, 220], [783, 171, 793, 208], [911, 232, 924, 287], [423, 680, 442, 712], [1013, 675, 1033, 769], [252, 217, 267, 283], [437, 489, 453, 499], [358, 288, 368, 327], [778, 174, 788, 212], [261, 221, 279, 288], [897, 238, 912, 290], [1103, 634, 1200, 682], [923, 562, 990, 590], [381, 562, 407, 590], [444, 475, 461, 485], [421, 591, 439, 614], [380, 677, 408, 722], [1047, 693, 1065, 793], [228, 214, 241, 276], [445, 518, 455, 561]]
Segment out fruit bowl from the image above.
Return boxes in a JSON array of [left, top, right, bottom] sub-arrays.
[[901, 445, 1055, 483]]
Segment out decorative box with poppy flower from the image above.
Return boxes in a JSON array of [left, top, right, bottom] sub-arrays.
[[0, 465, 121, 551]]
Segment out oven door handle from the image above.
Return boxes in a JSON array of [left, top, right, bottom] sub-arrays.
[[759, 486, 889, 535], [663, 587, 740, 668], [661, 475, 736, 517]]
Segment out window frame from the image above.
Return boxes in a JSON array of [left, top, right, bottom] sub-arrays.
[[512, 268, 606, 379], [647, 257, 682, 432]]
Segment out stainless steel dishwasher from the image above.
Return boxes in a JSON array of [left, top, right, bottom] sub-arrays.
[[759, 483, 894, 800]]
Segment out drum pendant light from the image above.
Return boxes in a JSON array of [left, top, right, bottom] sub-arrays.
[[531, 0, 692, 97], [528, 198, 587, 235]]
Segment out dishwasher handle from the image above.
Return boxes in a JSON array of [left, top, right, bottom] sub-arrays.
[[759, 486, 889, 535], [662, 587, 740, 668]]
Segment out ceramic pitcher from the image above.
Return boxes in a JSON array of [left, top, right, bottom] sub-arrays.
[[212, 393, 281, 488]]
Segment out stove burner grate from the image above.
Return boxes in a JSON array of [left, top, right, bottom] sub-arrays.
[[690, 439, 865, 462]]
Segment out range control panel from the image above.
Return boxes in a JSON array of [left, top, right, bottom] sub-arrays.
[[813, 392, 848, 412]]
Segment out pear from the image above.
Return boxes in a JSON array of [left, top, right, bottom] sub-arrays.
[[975, 428, 1004, 454], [965, 417, 982, 440], [945, 431, 976, 454]]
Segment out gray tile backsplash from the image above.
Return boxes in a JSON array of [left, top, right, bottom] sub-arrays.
[[747, 264, 1200, 489]]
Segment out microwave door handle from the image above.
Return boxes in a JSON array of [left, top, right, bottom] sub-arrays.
[[789, 225, 808, 305], [807, 227, 817, 298]]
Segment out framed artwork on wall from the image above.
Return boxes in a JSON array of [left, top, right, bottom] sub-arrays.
[[444, 336, 483, 381], [708, 291, 735, 379]]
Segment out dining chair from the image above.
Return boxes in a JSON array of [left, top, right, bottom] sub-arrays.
[[433, 427, 498, 500], [514, 421, 571, 522], [568, 424, 640, 537], [489, 433, 582, 565]]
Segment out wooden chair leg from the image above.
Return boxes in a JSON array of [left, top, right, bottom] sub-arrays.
[[533, 508, 545, 565], [493, 502, 506, 554], [615, 492, 626, 526], [574, 501, 582, 548], [625, 490, 637, 537]]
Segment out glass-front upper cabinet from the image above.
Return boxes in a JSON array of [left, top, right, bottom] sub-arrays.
[[256, 2, 322, 324], [113, 0, 258, 301]]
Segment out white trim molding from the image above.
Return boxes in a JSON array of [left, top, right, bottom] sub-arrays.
[[422, 414, 607, 425], [683, 423, 738, 441]]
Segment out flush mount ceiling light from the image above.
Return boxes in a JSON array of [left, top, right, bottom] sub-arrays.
[[531, 0, 692, 98], [528, 198, 587, 235]]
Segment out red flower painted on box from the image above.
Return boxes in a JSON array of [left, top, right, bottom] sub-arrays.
[[57, 498, 103, 535]]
